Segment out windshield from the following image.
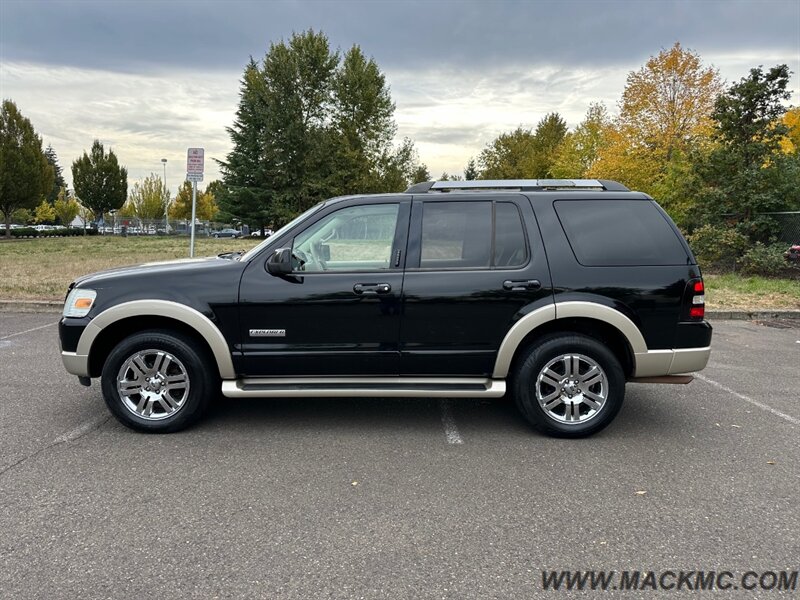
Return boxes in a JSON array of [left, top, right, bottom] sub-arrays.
[[240, 202, 327, 262]]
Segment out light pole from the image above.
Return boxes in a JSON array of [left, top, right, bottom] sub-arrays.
[[161, 158, 168, 233]]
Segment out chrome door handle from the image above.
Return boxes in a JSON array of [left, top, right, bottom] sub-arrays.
[[353, 283, 392, 295], [503, 279, 541, 291]]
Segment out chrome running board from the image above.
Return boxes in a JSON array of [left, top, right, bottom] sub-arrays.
[[221, 377, 506, 398]]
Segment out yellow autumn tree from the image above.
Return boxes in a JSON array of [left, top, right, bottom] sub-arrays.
[[53, 187, 80, 226], [779, 107, 800, 153], [34, 200, 56, 223], [169, 181, 219, 221], [590, 42, 722, 194]]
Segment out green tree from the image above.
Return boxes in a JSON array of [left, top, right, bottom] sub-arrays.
[[11, 208, 32, 224], [551, 103, 610, 178], [260, 29, 339, 216], [71, 139, 127, 230], [53, 187, 80, 226], [217, 60, 274, 230], [695, 64, 799, 235], [219, 30, 420, 228], [478, 127, 537, 179], [34, 199, 56, 223], [0, 100, 54, 236], [44, 145, 66, 203], [463, 157, 478, 180], [532, 112, 568, 177], [328, 45, 397, 194], [128, 174, 168, 221], [410, 163, 431, 184], [219, 30, 339, 229]]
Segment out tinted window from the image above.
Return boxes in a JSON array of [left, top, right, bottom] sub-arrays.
[[421, 202, 492, 268], [494, 202, 527, 267], [419, 201, 528, 269], [555, 200, 688, 266]]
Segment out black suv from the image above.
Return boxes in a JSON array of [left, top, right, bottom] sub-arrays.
[[59, 179, 712, 437]]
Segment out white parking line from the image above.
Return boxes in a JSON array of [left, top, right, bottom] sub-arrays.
[[52, 415, 110, 444], [439, 399, 464, 444], [0, 322, 57, 340], [694, 372, 799, 426]]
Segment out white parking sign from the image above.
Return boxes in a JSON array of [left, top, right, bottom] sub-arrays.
[[187, 148, 204, 181]]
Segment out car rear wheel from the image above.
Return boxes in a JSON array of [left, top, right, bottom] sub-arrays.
[[512, 333, 625, 437], [100, 330, 215, 433]]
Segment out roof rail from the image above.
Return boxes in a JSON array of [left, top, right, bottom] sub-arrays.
[[404, 179, 629, 193]]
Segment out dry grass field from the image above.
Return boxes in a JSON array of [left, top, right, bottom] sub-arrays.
[[0, 236, 260, 300], [0, 236, 798, 308]]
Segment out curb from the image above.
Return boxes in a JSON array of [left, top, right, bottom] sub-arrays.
[[1, 300, 798, 320], [705, 310, 800, 321], [0, 300, 63, 313]]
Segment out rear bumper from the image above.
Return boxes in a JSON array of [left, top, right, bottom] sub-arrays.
[[633, 346, 711, 378]]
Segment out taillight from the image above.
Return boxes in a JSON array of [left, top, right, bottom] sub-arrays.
[[685, 278, 705, 320]]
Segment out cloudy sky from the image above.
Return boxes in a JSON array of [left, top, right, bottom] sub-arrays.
[[1, 0, 798, 192]]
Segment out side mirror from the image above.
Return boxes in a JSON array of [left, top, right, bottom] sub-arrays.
[[267, 248, 293, 275]]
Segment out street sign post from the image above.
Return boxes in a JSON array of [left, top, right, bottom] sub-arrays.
[[186, 148, 204, 257]]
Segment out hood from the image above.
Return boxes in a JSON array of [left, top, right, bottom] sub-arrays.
[[72, 255, 239, 288]]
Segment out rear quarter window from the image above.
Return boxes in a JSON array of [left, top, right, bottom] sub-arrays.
[[554, 199, 689, 266]]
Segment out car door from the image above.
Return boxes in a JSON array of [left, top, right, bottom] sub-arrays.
[[399, 194, 553, 376], [237, 198, 410, 377]]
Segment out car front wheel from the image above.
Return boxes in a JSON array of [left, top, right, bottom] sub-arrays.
[[100, 330, 215, 433], [512, 333, 625, 437]]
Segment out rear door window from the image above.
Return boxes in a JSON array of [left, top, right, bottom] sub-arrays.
[[419, 201, 528, 269], [554, 199, 688, 266]]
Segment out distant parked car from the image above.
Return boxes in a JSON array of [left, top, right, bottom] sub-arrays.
[[212, 228, 242, 239], [785, 243, 800, 264], [250, 229, 273, 238]]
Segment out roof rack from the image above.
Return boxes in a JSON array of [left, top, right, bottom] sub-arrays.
[[404, 179, 629, 193]]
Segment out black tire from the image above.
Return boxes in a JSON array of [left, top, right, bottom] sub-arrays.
[[100, 329, 216, 433], [512, 333, 625, 438]]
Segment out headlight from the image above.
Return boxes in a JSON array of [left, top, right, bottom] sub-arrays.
[[63, 288, 97, 318]]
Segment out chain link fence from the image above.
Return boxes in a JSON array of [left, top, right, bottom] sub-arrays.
[[764, 212, 800, 244], [97, 217, 247, 237]]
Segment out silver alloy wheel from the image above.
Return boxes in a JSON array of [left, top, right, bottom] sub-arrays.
[[116, 349, 190, 421], [535, 353, 608, 424]]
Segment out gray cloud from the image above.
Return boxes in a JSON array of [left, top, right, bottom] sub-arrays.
[[2, 0, 798, 73], [1, 0, 798, 184]]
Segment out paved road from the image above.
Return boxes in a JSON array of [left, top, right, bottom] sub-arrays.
[[1, 313, 798, 598]]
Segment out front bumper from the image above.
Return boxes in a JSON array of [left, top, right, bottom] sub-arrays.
[[62, 351, 90, 377]]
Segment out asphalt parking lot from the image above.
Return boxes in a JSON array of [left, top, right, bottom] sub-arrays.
[[1, 313, 798, 598]]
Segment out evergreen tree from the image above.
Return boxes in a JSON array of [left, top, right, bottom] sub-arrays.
[[463, 158, 478, 180], [0, 100, 54, 236], [219, 30, 420, 229], [71, 140, 127, 230], [44, 144, 66, 203], [217, 59, 276, 231]]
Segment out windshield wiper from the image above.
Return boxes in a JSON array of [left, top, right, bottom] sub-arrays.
[[217, 251, 244, 260]]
